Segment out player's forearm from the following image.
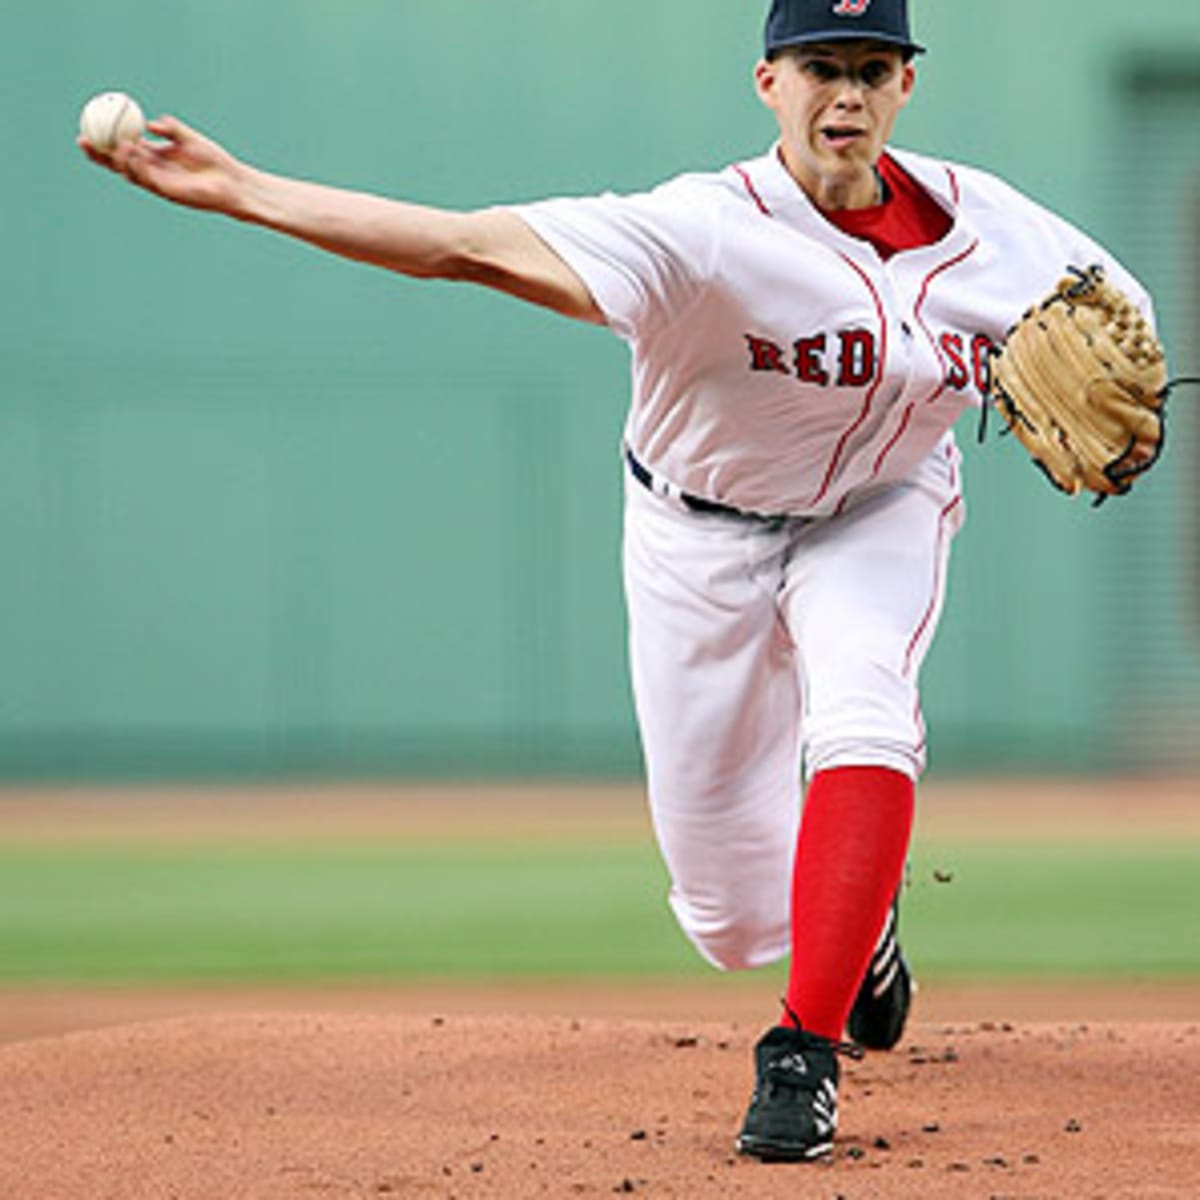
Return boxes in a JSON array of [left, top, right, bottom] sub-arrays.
[[231, 169, 599, 320], [234, 168, 475, 281]]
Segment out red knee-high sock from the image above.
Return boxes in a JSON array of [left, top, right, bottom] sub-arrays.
[[782, 765, 914, 1040]]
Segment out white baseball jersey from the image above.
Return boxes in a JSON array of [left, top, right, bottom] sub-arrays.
[[513, 144, 1154, 519], [509, 147, 1155, 972]]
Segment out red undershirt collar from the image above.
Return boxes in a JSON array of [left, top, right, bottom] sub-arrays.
[[818, 153, 954, 259]]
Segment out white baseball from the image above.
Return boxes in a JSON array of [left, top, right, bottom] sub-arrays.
[[79, 91, 146, 154]]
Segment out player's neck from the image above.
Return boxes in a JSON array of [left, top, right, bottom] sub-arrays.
[[807, 170, 882, 212], [779, 146, 882, 212]]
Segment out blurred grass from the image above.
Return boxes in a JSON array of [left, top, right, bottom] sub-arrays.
[[906, 841, 1200, 978], [0, 838, 1196, 984], [0, 843, 689, 982]]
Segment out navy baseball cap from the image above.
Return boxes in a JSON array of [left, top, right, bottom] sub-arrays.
[[765, 0, 925, 58]]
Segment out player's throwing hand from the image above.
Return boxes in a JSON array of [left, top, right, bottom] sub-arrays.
[[79, 116, 252, 217]]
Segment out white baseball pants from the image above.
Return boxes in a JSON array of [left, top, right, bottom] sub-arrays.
[[622, 441, 964, 971]]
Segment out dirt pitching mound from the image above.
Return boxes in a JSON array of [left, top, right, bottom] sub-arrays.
[[1, 1012, 1196, 1197]]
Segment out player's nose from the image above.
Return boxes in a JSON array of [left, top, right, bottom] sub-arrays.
[[832, 81, 867, 108]]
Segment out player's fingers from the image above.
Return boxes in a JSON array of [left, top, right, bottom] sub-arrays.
[[113, 139, 158, 190], [95, 141, 138, 185], [77, 137, 123, 172], [109, 139, 139, 172], [146, 115, 190, 143]]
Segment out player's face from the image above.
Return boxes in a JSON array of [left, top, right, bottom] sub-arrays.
[[755, 42, 915, 207]]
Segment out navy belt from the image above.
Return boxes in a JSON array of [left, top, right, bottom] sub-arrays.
[[624, 447, 786, 522]]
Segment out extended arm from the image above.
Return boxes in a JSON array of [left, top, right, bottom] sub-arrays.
[[80, 116, 603, 324]]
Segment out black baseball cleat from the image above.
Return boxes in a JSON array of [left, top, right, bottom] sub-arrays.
[[846, 897, 913, 1051], [736, 1025, 855, 1162]]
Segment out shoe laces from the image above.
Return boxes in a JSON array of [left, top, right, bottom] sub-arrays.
[[778, 999, 865, 1061]]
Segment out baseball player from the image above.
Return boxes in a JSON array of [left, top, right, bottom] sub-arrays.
[[81, 0, 1158, 1162]]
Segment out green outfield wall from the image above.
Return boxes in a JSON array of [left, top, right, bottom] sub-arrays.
[[4, 1, 1200, 779]]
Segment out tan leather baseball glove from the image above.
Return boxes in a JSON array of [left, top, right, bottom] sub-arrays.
[[989, 265, 1168, 503]]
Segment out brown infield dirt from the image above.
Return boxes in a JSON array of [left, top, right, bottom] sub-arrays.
[[1, 1003, 1198, 1197], [1, 779, 1198, 1197]]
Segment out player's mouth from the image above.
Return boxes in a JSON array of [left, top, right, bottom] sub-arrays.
[[820, 126, 868, 149]]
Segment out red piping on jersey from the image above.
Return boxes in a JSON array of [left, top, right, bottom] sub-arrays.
[[869, 403, 916, 481], [809, 252, 888, 509], [914, 240, 980, 406], [733, 164, 772, 216], [869, 239, 980, 480], [945, 166, 961, 206], [903, 485, 962, 679]]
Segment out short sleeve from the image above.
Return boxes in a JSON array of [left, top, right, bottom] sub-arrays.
[[954, 162, 1159, 328], [508, 177, 720, 341]]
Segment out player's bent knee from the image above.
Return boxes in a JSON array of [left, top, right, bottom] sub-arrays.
[[668, 890, 790, 971], [806, 736, 922, 781], [803, 665, 925, 780]]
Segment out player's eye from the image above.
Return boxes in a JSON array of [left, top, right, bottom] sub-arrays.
[[803, 60, 842, 83], [859, 60, 894, 88]]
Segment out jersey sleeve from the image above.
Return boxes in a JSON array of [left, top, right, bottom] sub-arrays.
[[1014, 190, 1157, 325], [954, 163, 1159, 327], [507, 177, 720, 341]]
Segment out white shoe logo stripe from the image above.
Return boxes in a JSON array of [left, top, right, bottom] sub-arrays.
[[871, 957, 900, 999]]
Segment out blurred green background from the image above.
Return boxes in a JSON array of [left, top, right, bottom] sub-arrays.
[[3, 0, 1199, 781], [0, 4, 1198, 1000]]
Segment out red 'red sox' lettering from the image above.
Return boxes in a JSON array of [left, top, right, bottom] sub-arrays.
[[837, 330, 875, 387], [744, 334, 790, 374], [939, 332, 970, 389], [745, 330, 876, 386], [794, 335, 830, 385], [971, 333, 993, 394], [747, 327, 997, 396]]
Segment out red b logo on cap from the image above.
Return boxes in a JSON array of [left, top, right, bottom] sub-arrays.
[[833, 0, 873, 13]]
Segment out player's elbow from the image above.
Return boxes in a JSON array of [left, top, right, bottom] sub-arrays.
[[436, 210, 512, 285]]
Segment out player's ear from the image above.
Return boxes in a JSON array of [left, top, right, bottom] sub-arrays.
[[898, 61, 916, 105], [754, 58, 780, 112]]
